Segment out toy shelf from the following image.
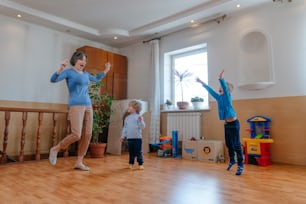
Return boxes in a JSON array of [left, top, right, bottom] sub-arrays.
[[242, 138, 274, 166]]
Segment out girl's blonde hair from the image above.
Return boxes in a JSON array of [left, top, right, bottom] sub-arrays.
[[122, 100, 142, 122], [129, 100, 142, 114]]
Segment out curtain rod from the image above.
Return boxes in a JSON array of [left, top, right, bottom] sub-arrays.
[[142, 14, 227, 44], [142, 37, 161, 44]]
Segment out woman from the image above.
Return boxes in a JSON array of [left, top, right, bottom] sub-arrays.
[[49, 50, 110, 171]]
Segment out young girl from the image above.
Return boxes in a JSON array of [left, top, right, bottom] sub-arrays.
[[120, 100, 146, 170]]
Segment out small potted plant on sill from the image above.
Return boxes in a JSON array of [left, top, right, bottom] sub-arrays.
[[191, 96, 204, 110], [88, 80, 113, 158], [165, 99, 173, 110]]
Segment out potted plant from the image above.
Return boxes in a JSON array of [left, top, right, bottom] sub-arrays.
[[88, 80, 113, 157], [191, 96, 204, 109], [165, 99, 173, 110], [174, 69, 194, 109]]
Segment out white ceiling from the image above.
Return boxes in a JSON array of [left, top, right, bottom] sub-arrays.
[[0, 0, 271, 48]]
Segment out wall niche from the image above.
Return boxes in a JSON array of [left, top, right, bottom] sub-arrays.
[[238, 30, 275, 90]]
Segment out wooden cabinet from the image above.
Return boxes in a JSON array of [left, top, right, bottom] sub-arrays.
[[77, 46, 127, 99], [108, 52, 127, 99]]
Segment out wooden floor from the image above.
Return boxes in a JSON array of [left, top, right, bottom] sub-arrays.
[[1, 153, 306, 204]]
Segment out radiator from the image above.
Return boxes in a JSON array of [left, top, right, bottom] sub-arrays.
[[167, 112, 202, 141]]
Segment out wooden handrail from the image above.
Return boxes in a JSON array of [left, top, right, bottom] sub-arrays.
[[0, 102, 70, 164], [0, 107, 68, 113]]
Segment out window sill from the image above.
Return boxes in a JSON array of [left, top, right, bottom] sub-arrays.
[[161, 108, 210, 113]]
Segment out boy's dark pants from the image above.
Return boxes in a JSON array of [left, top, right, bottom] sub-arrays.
[[127, 138, 143, 165], [224, 119, 244, 166]]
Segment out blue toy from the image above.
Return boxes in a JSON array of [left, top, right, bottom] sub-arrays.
[[172, 130, 179, 158], [152, 138, 172, 157], [151, 140, 171, 147]]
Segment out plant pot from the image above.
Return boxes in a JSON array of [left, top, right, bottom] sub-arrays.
[[89, 143, 107, 158], [192, 102, 203, 110], [164, 104, 174, 110], [177, 101, 189, 110]]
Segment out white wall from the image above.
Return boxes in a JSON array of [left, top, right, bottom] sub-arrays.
[[121, 43, 151, 101], [0, 2, 305, 105], [0, 14, 117, 104], [121, 1, 306, 103]]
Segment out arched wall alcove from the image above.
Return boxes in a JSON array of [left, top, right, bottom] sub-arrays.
[[238, 30, 275, 90]]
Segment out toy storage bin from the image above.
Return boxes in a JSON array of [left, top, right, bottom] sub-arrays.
[[197, 140, 224, 162], [182, 140, 197, 160]]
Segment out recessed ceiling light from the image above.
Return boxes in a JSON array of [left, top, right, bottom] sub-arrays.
[[113, 36, 118, 40], [236, 4, 241, 8], [190, 20, 195, 24], [17, 14, 22, 18]]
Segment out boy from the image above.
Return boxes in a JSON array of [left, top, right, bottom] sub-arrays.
[[196, 70, 244, 175]]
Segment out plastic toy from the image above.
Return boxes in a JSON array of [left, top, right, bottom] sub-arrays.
[[152, 136, 173, 157], [247, 116, 272, 139], [243, 115, 273, 166]]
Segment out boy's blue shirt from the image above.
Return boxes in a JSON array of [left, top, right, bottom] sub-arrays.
[[122, 113, 146, 139], [201, 78, 236, 120], [50, 68, 105, 106]]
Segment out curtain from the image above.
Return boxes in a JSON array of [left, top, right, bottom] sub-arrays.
[[148, 39, 160, 144]]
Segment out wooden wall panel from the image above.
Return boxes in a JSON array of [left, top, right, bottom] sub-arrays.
[[161, 96, 306, 166], [2, 96, 306, 166]]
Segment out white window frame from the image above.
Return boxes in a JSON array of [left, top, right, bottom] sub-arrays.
[[163, 43, 208, 110]]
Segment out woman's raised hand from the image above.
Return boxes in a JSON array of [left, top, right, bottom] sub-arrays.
[[104, 62, 111, 73], [57, 59, 69, 74]]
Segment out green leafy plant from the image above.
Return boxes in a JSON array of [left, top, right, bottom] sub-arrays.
[[191, 96, 204, 102], [88, 80, 113, 143], [165, 99, 173, 105], [174, 69, 194, 101]]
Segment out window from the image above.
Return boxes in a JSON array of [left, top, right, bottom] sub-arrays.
[[164, 44, 209, 110]]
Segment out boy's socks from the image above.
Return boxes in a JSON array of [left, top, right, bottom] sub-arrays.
[[226, 161, 236, 171], [235, 165, 244, 176]]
